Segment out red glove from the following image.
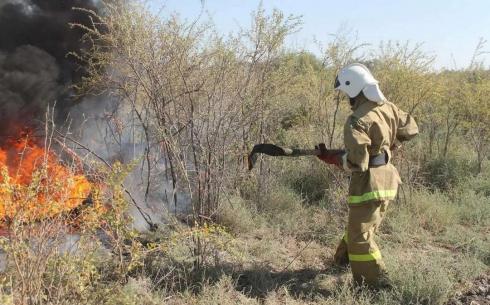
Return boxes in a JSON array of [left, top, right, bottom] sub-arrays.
[[315, 143, 345, 167]]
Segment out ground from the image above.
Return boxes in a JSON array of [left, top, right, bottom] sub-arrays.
[[448, 272, 490, 305]]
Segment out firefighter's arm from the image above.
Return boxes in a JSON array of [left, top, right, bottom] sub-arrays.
[[396, 108, 419, 142], [316, 144, 345, 167], [343, 117, 371, 172]]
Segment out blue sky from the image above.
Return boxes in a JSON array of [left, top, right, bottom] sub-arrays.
[[148, 0, 490, 69]]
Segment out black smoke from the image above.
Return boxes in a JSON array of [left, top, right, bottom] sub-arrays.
[[0, 0, 100, 139]]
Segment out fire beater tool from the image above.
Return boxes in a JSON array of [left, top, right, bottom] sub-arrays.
[[247, 143, 344, 170]]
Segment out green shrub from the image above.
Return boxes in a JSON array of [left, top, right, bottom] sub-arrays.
[[451, 187, 490, 227], [218, 196, 263, 235], [385, 189, 459, 240], [437, 225, 490, 265], [385, 247, 455, 305], [422, 157, 476, 190], [260, 184, 303, 215], [260, 184, 309, 234], [282, 160, 329, 203], [104, 277, 163, 305], [276, 157, 347, 206], [173, 276, 259, 305], [473, 177, 490, 197]]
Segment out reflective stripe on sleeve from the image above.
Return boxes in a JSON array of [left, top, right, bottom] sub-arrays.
[[348, 189, 397, 204], [348, 250, 382, 262]]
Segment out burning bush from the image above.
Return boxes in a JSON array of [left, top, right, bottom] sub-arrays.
[[0, 134, 92, 224]]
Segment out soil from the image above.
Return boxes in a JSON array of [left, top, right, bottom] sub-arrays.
[[447, 272, 490, 305]]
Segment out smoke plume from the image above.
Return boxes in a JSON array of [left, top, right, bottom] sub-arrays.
[[0, 0, 100, 139]]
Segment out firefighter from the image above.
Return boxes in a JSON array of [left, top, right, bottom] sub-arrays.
[[317, 63, 418, 288]]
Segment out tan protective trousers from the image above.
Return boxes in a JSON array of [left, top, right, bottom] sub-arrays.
[[334, 200, 390, 287]]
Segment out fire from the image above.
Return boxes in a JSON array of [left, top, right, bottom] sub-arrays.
[[0, 135, 92, 222]]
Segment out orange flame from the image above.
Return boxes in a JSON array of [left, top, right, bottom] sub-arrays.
[[0, 135, 92, 222]]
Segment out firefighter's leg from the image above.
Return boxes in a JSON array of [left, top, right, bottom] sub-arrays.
[[347, 200, 390, 287], [373, 200, 389, 233], [333, 231, 349, 267]]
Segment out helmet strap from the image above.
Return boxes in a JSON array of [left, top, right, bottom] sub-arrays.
[[349, 92, 369, 109], [349, 97, 357, 107], [349, 97, 356, 107]]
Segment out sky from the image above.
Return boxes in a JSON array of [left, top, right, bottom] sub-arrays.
[[148, 0, 490, 69]]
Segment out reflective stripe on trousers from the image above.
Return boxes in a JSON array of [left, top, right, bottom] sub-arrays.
[[348, 190, 397, 204], [349, 250, 382, 262], [342, 231, 382, 262]]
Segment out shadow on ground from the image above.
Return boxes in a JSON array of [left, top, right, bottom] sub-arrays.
[[141, 248, 349, 300], [234, 267, 327, 298], [184, 263, 349, 300]]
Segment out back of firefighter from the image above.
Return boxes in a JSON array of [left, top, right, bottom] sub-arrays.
[[317, 63, 418, 288]]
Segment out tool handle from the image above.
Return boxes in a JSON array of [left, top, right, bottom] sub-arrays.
[[247, 143, 344, 170], [285, 148, 345, 156], [283, 148, 321, 156]]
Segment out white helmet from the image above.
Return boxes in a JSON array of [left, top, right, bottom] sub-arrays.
[[334, 63, 386, 104]]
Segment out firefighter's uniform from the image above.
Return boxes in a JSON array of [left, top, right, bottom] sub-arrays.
[[334, 94, 419, 286]]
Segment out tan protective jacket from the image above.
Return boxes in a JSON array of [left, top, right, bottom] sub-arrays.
[[343, 97, 418, 204]]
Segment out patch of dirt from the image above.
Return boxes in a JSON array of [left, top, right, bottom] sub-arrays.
[[447, 272, 490, 305]]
